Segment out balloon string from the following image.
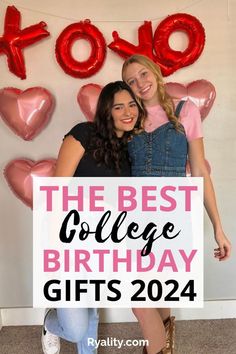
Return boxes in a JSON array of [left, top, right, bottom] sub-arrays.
[[0, 0, 206, 23]]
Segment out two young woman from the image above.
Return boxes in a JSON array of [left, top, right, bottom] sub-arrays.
[[41, 81, 145, 354], [42, 55, 231, 354], [122, 54, 231, 354]]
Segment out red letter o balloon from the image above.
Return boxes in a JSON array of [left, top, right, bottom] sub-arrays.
[[55, 20, 106, 78], [153, 13, 205, 75]]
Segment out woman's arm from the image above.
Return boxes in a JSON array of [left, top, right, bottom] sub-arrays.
[[54, 135, 85, 177], [188, 138, 231, 261]]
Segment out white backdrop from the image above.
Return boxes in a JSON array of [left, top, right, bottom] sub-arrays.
[[0, 0, 235, 308]]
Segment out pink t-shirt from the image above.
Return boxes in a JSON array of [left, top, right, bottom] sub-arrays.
[[144, 99, 203, 142]]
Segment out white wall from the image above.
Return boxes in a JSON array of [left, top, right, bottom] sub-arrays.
[[1, 300, 236, 325], [0, 0, 235, 315]]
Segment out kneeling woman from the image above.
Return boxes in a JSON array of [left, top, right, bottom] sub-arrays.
[[42, 81, 145, 354]]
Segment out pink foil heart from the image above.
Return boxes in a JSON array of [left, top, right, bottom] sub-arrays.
[[77, 80, 216, 121], [165, 80, 216, 120], [77, 83, 102, 121], [0, 87, 55, 140], [4, 158, 56, 208]]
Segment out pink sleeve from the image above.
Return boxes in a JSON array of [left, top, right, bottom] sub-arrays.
[[179, 99, 203, 142]]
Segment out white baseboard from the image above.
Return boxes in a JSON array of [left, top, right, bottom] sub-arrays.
[[1, 300, 236, 326]]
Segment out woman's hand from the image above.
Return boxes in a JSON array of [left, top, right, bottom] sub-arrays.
[[214, 229, 231, 261]]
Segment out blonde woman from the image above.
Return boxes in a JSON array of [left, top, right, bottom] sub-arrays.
[[122, 54, 231, 354]]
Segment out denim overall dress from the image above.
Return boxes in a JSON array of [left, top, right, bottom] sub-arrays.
[[128, 101, 187, 177]]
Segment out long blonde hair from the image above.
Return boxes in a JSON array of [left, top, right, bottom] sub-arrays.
[[122, 54, 183, 132]]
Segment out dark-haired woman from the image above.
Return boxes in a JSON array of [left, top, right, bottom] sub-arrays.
[[41, 81, 145, 354]]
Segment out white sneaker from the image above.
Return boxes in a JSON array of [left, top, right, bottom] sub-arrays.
[[42, 310, 60, 354]]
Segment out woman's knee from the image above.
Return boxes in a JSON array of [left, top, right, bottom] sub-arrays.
[[132, 308, 161, 322], [132, 308, 151, 321], [65, 322, 89, 343], [57, 308, 89, 343]]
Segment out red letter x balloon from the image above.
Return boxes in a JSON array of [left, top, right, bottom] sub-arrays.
[[0, 6, 50, 79]]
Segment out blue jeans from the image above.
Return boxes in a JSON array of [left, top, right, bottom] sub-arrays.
[[45, 308, 99, 354]]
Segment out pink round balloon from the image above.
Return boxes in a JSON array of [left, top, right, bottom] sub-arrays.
[[77, 83, 102, 122], [0, 87, 55, 140], [4, 158, 56, 208], [165, 79, 216, 120]]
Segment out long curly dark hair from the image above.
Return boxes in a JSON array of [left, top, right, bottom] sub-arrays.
[[90, 81, 145, 173]]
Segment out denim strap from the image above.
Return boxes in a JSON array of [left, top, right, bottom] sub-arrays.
[[175, 100, 185, 118]]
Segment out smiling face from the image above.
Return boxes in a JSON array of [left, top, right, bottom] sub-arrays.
[[123, 62, 159, 107], [111, 89, 139, 137]]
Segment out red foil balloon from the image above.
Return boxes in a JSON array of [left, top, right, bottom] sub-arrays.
[[165, 80, 216, 120], [4, 158, 56, 208], [108, 21, 154, 60], [56, 19, 106, 78], [0, 6, 50, 79], [153, 13, 205, 76], [109, 14, 205, 76], [0, 87, 55, 140], [77, 83, 102, 121]]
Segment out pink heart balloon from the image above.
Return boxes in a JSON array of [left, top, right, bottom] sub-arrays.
[[165, 80, 216, 120], [4, 158, 56, 208], [77, 83, 102, 122], [0, 87, 55, 140]]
